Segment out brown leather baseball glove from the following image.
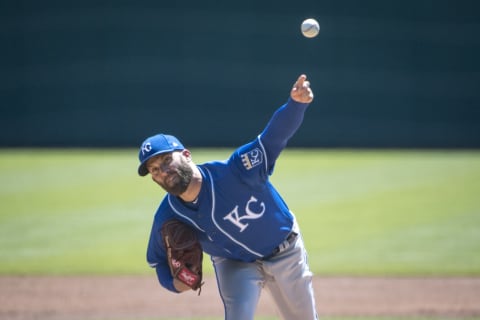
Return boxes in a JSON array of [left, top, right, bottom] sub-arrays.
[[161, 219, 203, 294]]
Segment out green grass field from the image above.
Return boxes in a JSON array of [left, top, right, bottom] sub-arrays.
[[1, 149, 479, 276]]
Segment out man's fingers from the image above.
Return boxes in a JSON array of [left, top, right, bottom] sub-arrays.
[[293, 74, 307, 90], [291, 74, 314, 103], [293, 74, 310, 92]]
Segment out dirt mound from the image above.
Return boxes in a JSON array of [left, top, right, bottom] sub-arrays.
[[1, 276, 480, 319]]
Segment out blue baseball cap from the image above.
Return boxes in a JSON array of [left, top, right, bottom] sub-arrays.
[[137, 134, 185, 176]]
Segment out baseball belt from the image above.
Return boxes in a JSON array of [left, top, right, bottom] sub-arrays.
[[261, 231, 298, 260]]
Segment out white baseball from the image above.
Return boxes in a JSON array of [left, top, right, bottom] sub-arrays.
[[301, 18, 320, 38]]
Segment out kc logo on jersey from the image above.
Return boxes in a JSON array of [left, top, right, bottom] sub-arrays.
[[223, 196, 266, 232], [241, 148, 263, 170]]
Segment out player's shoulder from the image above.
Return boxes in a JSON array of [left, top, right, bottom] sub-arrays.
[[202, 145, 267, 187], [231, 137, 268, 174], [153, 197, 176, 220], [199, 160, 229, 175]]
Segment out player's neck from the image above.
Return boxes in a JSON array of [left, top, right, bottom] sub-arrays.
[[179, 165, 202, 203]]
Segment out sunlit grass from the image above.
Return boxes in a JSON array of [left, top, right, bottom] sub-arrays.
[[1, 149, 479, 275]]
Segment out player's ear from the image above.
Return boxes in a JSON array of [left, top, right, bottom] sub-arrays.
[[182, 149, 192, 161]]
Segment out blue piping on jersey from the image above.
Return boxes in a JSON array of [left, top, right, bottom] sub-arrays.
[[257, 135, 269, 174], [202, 166, 264, 258], [167, 195, 206, 232]]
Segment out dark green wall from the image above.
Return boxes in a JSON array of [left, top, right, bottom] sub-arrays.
[[2, 1, 479, 148]]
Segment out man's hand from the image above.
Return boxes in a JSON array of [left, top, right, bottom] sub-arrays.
[[290, 74, 314, 103]]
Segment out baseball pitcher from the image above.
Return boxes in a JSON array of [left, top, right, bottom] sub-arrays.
[[139, 74, 318, 319]]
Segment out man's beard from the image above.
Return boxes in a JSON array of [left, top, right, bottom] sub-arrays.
[[158, 161, 193, 196]]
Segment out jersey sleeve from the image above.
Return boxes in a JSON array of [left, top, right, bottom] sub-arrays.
[[228, 98, 310, 185], [146, 204, 180, 293], [229, 138, 270, 186], [154, 262, 178, 293], [259, 97, 310, 171]]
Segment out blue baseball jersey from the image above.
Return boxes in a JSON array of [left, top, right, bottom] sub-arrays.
[[146, 98, 310, 292]]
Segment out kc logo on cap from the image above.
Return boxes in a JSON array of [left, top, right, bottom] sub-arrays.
[[137, 134, 185, 176], [142, 142, 152, 156]]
